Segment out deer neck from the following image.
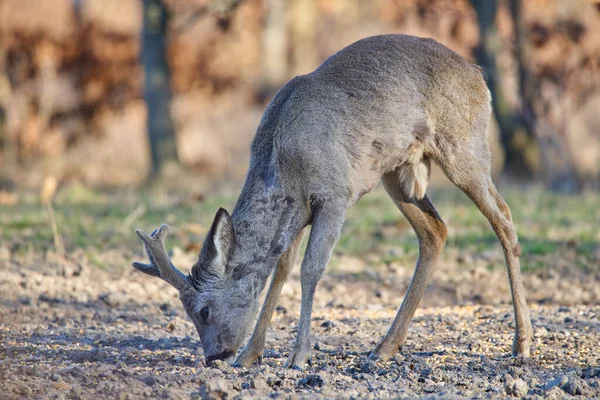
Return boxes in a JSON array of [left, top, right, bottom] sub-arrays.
[[227, 178, 300, 295]]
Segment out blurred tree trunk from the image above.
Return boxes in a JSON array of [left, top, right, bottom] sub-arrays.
[[258, 0, 318, 103], [259, 0, 289, 102], [470, 0, 535, 178], [0, 45, 12, 166], [509, 0, 579, 192], [141, 0, 178, 178], [289, 0, 319, 76]]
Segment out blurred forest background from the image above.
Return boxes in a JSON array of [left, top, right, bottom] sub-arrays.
[[2, 3, 600, 397], [1, 0, 599, 194]]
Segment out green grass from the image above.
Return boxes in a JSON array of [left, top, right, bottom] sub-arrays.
[[1, 183, 599, 271], [340, 185, 600, 269]]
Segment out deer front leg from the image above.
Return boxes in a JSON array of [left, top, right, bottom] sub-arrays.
[[233, 231, 304, 368], [286, 203, 344, 369]]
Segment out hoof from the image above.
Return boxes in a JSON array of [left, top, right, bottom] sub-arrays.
[[369, 341, 401, 362], [233, 351, 262, 368], [285, 349, 311, 369]]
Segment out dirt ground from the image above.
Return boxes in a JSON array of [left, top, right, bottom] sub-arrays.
[[1, 244, 599, 400]]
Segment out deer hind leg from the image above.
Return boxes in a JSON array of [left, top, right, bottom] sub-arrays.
[[436, 127, 533, 357], [233, 230, 305, 368], [370, 171, 447, 361], [476, 177, 532, 356]]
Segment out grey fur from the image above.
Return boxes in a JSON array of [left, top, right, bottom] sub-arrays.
[[133, 34, 533, 368]]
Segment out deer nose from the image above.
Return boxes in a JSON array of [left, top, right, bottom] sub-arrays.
[[206, 350, 234, 363]]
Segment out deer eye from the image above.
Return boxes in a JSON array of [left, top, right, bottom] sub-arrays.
[[200, 307, 209, 322]]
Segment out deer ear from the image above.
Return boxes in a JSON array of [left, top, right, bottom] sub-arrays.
[[209, 208, 235, 266], [192, 208, 234, 286]]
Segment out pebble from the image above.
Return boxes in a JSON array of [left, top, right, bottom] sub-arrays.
[[199, 378, 235, 399], [251, 377, 270, 391], [38, 293, 63, 305], [17, 296, 31, 306], [57, 366, 84, 377], [561, 374, 589, 396], [321, 320, 335, 331], [275, 305, 287, 314], [98, 292, 120, 308], [297, 374, 325, 388], [542, 375, 568, 390], [16, 385, 32, 396], [534, 327, 548, 338], [142, 375, 157, 386], [3, 253, 600, 399], [23, 365, 40, 376], [505, 377, 528, 397], [359, 360, 378, 374]]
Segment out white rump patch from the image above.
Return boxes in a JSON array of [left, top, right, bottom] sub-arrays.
[[398, 143, 430, 199]]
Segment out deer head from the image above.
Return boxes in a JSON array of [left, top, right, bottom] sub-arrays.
[[132, 209, 259, 364]]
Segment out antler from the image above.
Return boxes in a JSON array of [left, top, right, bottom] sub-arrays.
[[132, 224, 191, 291]]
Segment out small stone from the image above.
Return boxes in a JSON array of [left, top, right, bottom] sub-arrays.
[[116, 362, 132, 377], [98, 292, 120, 308], [58, 262, 83, 277], [57, 366, 83, 377], [542, 375, 568, 391], [199, 378, 234, 400], [251, 377, 269, 391], [17, 296, 31, 305], [534, 327, 548, 338], [505, 377, 528, 397], [320, 321, 335, 331], [16, 385, 32, 396], [210, 359, 233, 372], [51, 373, 61, 381], [92, 349, 108, 361], [359, 360, 378, 374], [275, 305, 287, 314], [420, 368, 432, 379], [297, 374, 325, 388], [561, 375, 588, 396], [163, 389, 188, 400], [22, 366, 40, 376], [38, 293, 63, 305], [582, 367, 600, 379], [265, 374, 281, 387], [544, 386, 564, 400], [143, 375, 157, 386]]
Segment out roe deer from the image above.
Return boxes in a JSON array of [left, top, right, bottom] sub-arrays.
[[132, 34, 533, 369]]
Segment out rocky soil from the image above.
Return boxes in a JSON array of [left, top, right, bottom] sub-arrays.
[[1, 248, 599, 399]]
